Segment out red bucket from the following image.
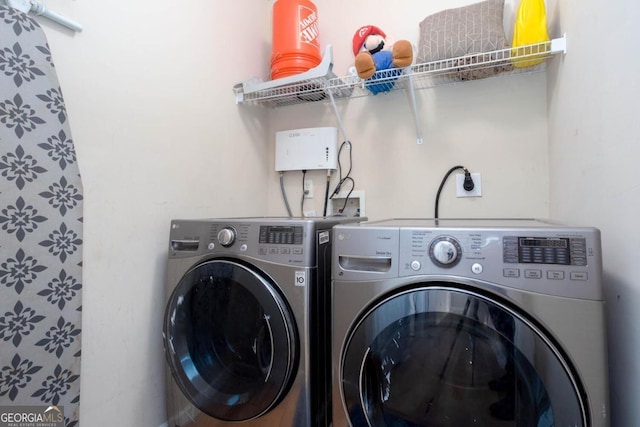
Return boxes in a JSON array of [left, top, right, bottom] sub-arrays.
[[270, 0, 321, 80]]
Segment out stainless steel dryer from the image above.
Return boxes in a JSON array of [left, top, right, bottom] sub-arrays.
[[332, 219, 609, 427], [163, 217, 361, 427]]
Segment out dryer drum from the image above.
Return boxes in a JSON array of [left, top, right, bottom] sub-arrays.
[[340, 286, 587, 426], [164, 259, 298, 422]]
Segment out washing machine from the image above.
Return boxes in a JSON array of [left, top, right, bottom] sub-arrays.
[[163, 217, 362, 427], [331, 218, 609, 427]]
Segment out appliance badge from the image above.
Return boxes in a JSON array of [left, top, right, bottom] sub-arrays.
[[295, 271, 307, 287]]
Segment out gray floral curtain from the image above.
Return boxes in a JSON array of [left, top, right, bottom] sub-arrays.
[[0, 5, 83, 426]]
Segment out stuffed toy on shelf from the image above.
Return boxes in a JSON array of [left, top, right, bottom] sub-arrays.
[[352, 25, 413, 94]]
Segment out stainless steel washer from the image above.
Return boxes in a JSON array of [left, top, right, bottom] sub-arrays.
[[163, 217, 361, 427], [332, 219, 609, 427]]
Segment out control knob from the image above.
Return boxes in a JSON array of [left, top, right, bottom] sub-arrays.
[[430, 236, 462, 267], [217, 227, 236, 247]]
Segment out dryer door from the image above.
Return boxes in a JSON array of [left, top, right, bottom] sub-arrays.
[[164, 259, 298, 421], [341, 285, 587, 427]]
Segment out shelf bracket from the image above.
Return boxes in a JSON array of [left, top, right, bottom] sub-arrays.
[[327, 85, 349, 145], [550, 33, 567, 55], [405, 70, 424, 144]]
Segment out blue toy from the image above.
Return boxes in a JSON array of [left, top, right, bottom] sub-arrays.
[[352, 25, 413, 94]]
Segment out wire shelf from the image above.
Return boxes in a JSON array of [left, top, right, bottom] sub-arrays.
[[234, 36, 566, 108]]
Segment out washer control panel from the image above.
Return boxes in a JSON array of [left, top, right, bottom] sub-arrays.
[[258, 225, 304, 246], [169, 218, 358, 268], [169, 220, 312, 266]]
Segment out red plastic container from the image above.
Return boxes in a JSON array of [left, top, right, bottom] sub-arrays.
[[270, 0, 322, 80]]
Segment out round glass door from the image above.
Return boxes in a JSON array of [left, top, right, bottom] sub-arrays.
[[341, 285, 586, 427], [164, 259, 298, 421]]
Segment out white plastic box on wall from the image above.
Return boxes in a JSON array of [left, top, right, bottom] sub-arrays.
[[275, 127, 338, 172]]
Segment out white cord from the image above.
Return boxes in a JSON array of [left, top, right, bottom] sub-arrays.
[[279, 172, 293, 218]]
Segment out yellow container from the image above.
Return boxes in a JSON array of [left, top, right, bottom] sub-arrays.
[[511, 0, 550, 68]]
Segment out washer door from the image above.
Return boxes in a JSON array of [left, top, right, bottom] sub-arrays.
[[164, 259, 298, 421], [341, 285, 587, 426]]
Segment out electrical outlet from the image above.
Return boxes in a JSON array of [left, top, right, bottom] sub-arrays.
[[303, 179, 314, 199], [456, 173, 482, 197]]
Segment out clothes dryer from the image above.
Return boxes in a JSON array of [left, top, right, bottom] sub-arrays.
[[332, 219, 609, 427], [163, 217, 361, 427]]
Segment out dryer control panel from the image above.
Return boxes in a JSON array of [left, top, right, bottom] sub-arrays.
[[503, 236, 587, 266], [333, 219, 603, 301]]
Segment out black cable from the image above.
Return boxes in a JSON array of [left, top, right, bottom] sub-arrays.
[[323, 170, 331, 217], [301, 170, 307, 218], [340, 141, 353, 180], [435, 165, 468, 219], [331, 141, 353, 198], [339, 177, 355, 214]]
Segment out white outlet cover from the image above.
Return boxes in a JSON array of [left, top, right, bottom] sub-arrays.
[[456, 173, 482, 197], [328, 190, 366, 216], [303, 179, 313, 199]]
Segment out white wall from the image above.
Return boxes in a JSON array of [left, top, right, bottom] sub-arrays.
[[41, 1, 271, 425], [267, 0, 549, 221], [548, 0, 640, 425], [267, 74, 550, 220]]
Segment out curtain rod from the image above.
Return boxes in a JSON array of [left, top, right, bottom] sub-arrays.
[[5, 0, 83, 32]]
